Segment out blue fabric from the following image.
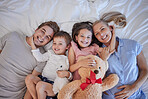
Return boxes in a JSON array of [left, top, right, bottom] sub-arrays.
[[46, 94, 57, 99], [38, 75, 54, 85], [102, 37, 146, 99], [38, 75, 57, 99]]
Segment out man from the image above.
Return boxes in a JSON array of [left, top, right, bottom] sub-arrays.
[[0, 21, 59, 99]]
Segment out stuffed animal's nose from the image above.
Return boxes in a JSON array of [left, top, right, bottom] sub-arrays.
[[94, 70, 99, 74]]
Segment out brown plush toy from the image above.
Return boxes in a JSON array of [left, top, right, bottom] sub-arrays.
[[58, 55, 119, 99]]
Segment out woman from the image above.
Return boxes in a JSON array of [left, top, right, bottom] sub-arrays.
[[93, 11, 148, 99]]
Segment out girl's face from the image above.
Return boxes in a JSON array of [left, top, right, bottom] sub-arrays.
[[33, 26, 54, 47], [52, 37, 68, 55], [93, 22, 112, 45], [76, 29, 92, 48]]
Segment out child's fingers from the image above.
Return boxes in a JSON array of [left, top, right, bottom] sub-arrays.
[[82, 58, 96, 67], [88, 60, 96, 67]]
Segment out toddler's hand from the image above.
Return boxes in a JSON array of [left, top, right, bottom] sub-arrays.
[[56, 70, 69, 78]]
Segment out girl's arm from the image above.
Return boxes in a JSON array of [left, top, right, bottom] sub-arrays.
[[114, 51, 148, 99], [68, 47, 96, 72], [68, 46, 79, 72]]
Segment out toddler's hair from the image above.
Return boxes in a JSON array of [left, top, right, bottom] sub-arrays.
[[54, 31, 72, 46], [93, 11, 126, 28]]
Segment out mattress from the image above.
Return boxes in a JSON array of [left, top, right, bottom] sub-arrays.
[[0, 0, 148, 97]]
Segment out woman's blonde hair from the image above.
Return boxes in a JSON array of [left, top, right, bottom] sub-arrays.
[[93, 11, 126, 28]]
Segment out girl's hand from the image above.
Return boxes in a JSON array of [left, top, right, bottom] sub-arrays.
[[56, 70, 69, 78], [114, 85, 138, 99], [77, 57, 96, 68]]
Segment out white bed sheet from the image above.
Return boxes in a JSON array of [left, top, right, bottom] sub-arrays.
[[0, 0, 148, 97]]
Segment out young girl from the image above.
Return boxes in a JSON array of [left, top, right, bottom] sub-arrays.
[[68, 21, 116, 80], [93, 11, 148, 99], [25, 31, 72, 99]]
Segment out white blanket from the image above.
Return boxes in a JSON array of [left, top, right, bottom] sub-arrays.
[[0, 0, 148, 97]]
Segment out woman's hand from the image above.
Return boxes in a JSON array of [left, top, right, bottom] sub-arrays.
[[99, 47, 114, 60], [114, 85, 138, 99], [56, 70, 69, 78]]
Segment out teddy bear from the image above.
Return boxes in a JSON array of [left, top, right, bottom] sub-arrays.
[[52, 54, 70, 95], [58, 55, 119, 99]]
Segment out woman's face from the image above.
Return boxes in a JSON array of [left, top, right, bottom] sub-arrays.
[[93, 22, 112, 45]]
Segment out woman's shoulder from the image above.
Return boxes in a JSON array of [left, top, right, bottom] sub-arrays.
[[119, 38, 142, 53]]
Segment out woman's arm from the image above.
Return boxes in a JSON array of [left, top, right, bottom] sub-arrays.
[[108, 25, 116, 52], [133, 51, 148, 90], [114, 51, 148, 99]]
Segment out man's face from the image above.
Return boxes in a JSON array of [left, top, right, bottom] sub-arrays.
[[33, 26, 54, 47]]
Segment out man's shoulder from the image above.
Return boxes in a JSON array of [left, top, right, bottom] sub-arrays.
[[7, 32, 25, 39], [2, 32, 22, 38]]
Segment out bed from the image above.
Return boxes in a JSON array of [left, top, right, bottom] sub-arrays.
[[0, 0, 148, 97]]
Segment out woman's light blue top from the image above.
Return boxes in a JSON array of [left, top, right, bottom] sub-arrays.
[[102, 37, 146, 99]]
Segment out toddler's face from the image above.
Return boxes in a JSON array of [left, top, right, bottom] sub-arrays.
[[52, 37, 68, 55], [76, 29, 92, 48]]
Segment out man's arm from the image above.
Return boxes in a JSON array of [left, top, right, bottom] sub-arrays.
[[0, 50, 2, 54]]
